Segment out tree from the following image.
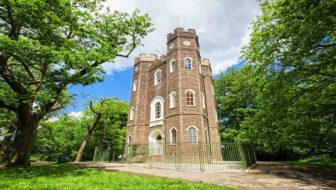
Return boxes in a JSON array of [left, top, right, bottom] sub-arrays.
[[0, 0, 152, 166], [214, 66, 257, 141], [75, 98, 128, 162], [215, 0, 336, 160]]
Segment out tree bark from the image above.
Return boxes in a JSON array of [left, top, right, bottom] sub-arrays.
[[7, 104, 40, 167], [75, 128, 95, 162], [74, 100, 103, 162]]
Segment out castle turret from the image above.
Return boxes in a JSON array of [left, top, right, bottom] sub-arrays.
[[126, 28, 220, 161]]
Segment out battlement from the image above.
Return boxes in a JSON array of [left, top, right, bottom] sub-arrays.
[[134, 53, 158, 65], [201, 58, 211, 66], [167, 27, 197, 42]]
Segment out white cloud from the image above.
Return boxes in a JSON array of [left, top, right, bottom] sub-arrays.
[[103, 0, 260, 75], [68, 111, 83, 119], [47, 116, 59, 122]]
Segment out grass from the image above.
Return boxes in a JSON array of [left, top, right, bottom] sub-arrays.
[[0, 164, 235, 190], [284, 155, 336, 167]]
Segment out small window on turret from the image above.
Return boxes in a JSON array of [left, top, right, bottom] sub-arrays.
[[135, 66, 139, 72], [184, 58, 192, 70], [169, 60, 176, 73]]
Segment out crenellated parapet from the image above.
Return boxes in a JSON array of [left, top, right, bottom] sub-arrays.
[[167, 27, 198, 43], [134, 53, 158, 65]]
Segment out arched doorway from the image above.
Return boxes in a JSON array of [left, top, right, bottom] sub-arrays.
[[148, 129, 164, 155]]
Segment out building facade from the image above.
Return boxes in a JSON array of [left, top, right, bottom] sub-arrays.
[[126, 28, 221, 161]]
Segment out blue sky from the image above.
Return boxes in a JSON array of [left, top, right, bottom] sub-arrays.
[[62, 0, 260, 115]]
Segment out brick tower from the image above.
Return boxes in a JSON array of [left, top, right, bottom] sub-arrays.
[[126, 28, 221, 162]]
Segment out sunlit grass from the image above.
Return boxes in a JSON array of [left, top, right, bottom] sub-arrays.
[[0, 164, 236, 190]]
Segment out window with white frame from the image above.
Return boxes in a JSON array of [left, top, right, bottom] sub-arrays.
[[170, 128, 177, 145], [184, 57, 192, 70], [169, 60, 176, 73], [150, 96, 164, 122], [129, 107, 135, 120], [187, 126, 198, 144], [154, 69, 162, 85], [186, 90, 195, 106], [132, 80, 137, 92], [169, 91, 177, 108]]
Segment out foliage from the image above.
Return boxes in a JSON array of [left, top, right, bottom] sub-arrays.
[[284, 155, 336, 167], [0, 164, 233, 190], [32, 116, 84, 162], [32, 98, 129, 162], [215, 0, 336, 160], [0, 0, 152, 165]]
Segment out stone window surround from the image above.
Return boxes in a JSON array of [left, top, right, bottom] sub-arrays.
[[169, 127, 177, 145], [186, 126, 198, 144], [185, 89, 196, 106]]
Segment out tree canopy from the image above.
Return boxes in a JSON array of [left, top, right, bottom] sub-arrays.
[[0, 0, 152, 166], [215, 0, 336, 160]]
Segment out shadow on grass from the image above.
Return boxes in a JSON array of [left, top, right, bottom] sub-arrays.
[[0, 164, 91, 179]]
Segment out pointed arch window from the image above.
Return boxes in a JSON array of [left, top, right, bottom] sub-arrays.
[[169, 60, 176, 73], [169, 91, 177, 108], [186, 90, 195, 106], [187, 126, 198, 144], [154, 69, 162, 86], [150, 96, 164, 123], [170, 128, 177, 145], [129, 107, 135, 120], [202, 92, 206, 109], [184, 57, 192, 70]]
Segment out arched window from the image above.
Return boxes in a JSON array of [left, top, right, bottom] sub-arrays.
[[155, 102, 161, 119], [154, 69, 162, 85], [132, 80, 137, 92], [184, 57, 192, 70], [169, 91, 177, 108], [186, 90, 195, 106], [187, 126, 198, 144], [128, 136, 132, 144], [169, 60, 176, 73], [129, 107, 135, 120], [170, 128, 177, 145], [150, 96, 164, 123]]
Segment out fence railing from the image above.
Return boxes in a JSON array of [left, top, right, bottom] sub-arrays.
[[93, 142, 256, 172]]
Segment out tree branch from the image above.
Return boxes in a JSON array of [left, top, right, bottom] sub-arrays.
[[0, 99, 17, 112]]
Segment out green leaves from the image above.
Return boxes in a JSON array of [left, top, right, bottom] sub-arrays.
[[0, 0, 152, 116], [216, 0, 336, 159]]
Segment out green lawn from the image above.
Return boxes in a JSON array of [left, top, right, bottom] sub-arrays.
[[0, 164, 235, 190]]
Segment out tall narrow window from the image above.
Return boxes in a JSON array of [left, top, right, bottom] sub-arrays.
[[170, 128, 177, 145], [150, 97, 164, 123], [184, 58, 192, 70], [169, 91, 177, 108], [186, 90, 195, 106], [128, 136, 132, 144], [188, 127, 198, 144], [129, 107, 135, 120], [155, 102, 161, 119], [132, 80, 137, 92], [154, 70, 162, 85], [169, 60, 176, 73], [202, 92, 206, 109]]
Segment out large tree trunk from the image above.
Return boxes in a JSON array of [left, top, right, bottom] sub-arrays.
[[8, 105, 40, 167], [75, 129, 94, 162], [8, 122, 38, 166]]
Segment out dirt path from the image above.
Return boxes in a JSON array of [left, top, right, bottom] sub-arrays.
[[73, 162, 336, 190]]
